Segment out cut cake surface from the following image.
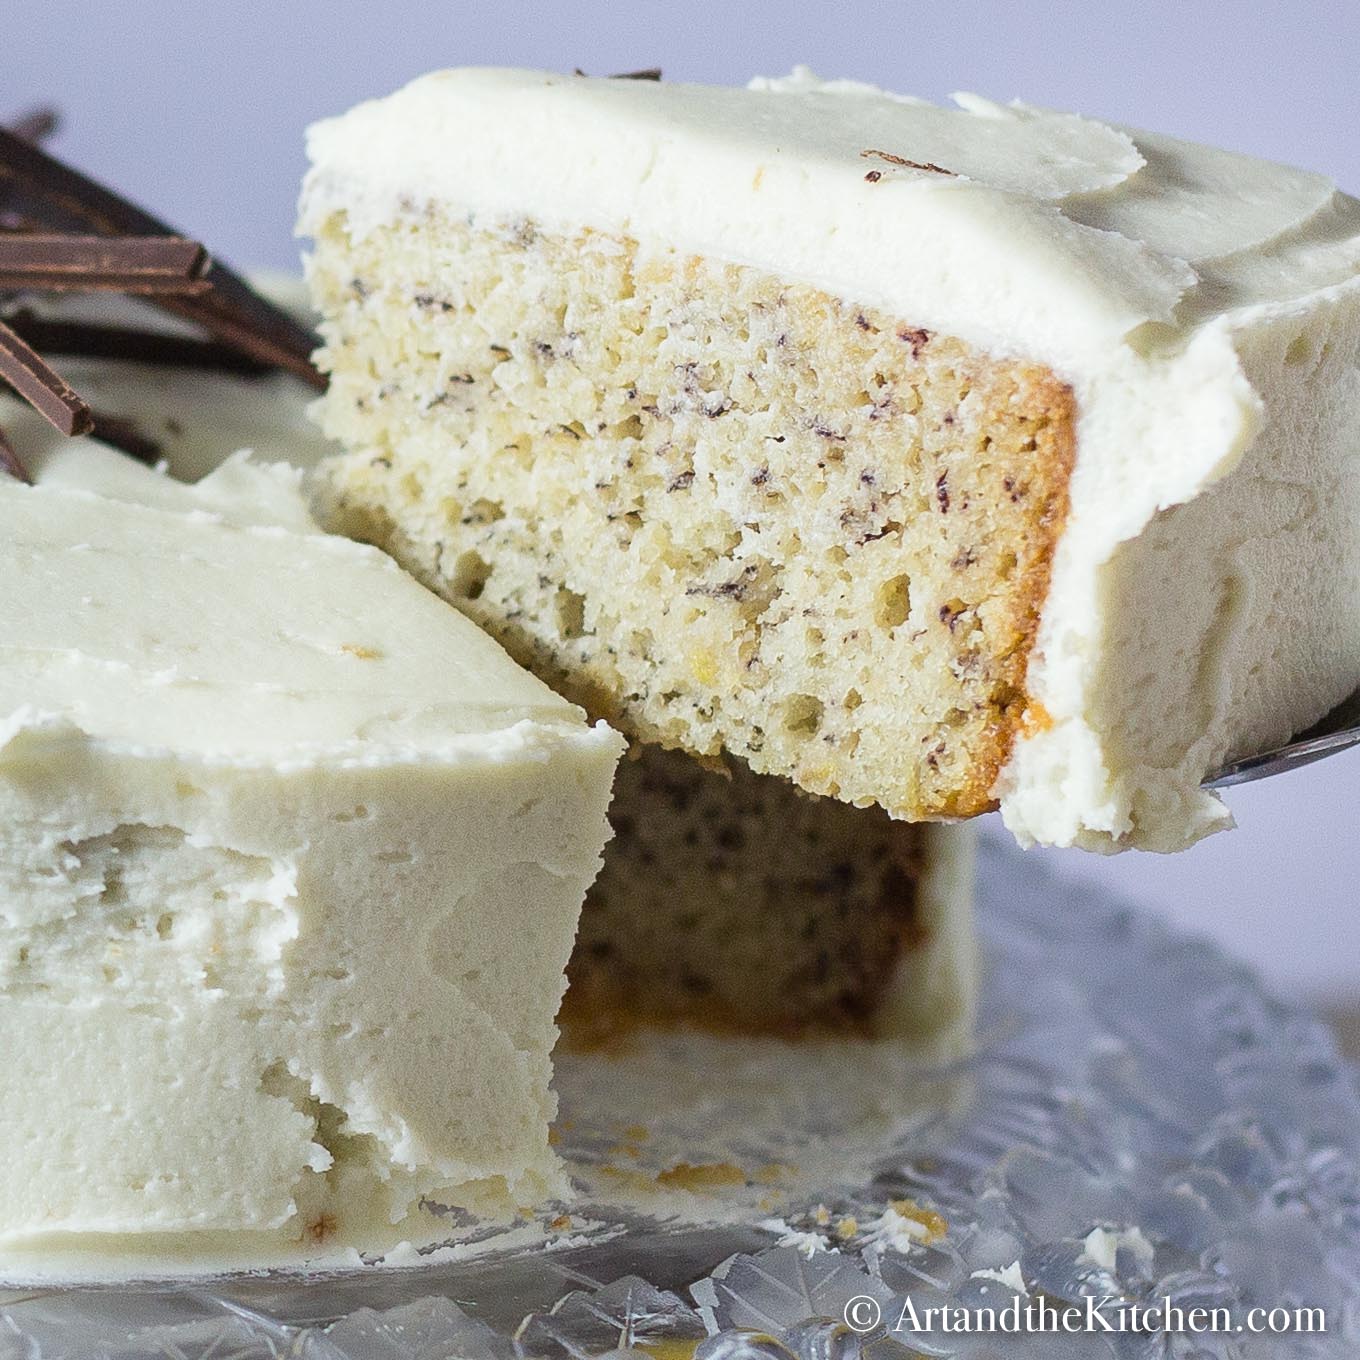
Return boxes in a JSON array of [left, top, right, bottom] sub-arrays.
[[0, 299, 973, 1166], [567, 743, 974, 1041], [302, 67, 1360, 850]]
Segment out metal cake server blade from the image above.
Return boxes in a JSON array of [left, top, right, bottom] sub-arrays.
[[1203, 685, 1360, 788]]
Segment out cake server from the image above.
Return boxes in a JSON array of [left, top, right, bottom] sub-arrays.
[[1204, 685, 1360, 787]]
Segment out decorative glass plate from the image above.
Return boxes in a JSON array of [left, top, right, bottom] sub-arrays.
[[3, 832, 1357, 1358]]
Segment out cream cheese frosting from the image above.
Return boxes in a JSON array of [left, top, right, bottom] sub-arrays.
[[0, 433, 622, 1272], [301, 67, 1360, 849]]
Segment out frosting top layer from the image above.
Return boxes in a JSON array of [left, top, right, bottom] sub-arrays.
[[0, 441, 591, 762], [301, 66, 1360, 371]]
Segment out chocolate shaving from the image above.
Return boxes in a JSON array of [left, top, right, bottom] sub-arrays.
[[7, 108, 59, 146], [0, 126, 322, 387], [0, 317, 91, 435], [576, 68, 663, 81], [1, 110, 59, 231], [860, 148, 955, 176], [0, 233, 209, 293], [0, 422, 29, 483], [88, 411, 161, 464], [0, 113, 327, 480], [0, 307, 270, 374]]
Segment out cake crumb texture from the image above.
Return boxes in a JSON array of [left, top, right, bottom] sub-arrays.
[[565, 743, 930, 1034], [310, 211, 1076, 818]]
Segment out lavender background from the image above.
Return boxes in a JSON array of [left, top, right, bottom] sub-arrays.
[[6, 0, 1359, 1035]]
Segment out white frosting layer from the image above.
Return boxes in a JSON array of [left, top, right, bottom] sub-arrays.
[[0, 443, 622, 1268], [2, 452, 584, 760], [302, 68, 1360, 848]]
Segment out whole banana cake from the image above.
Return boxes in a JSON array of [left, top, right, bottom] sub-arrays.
[[3, 285, 975, 1050], [302, 67, 1360, 851]]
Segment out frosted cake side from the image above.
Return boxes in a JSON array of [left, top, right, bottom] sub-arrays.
[[0, 440, 621, 1273]]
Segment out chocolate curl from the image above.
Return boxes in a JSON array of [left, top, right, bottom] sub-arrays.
[[7, 108, 60, 145], [0, 126, 323, 387], [0, 233, 209, 293], [0, 422, 30, 482], [0, 316, 92, 436], [0, 307, 271, 374]]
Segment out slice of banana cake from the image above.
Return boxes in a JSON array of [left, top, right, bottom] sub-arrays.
[[301, 68, 1360, 850]]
